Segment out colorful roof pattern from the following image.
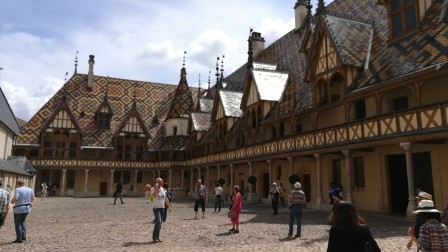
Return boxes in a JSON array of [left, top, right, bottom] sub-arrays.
[[17, 73, 198, 149], [166, 68, 195, 120]]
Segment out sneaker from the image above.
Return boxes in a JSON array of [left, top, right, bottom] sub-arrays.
[[157, 239, 162, 242], [229, 228, 235, 232], [12, 240, 23, 244], [234, 230, 239, 234], [22, 237, 26, 241], [295, 235, 301, 238]]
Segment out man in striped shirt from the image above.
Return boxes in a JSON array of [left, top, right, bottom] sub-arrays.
[[0, 178, 11, 228], [288, 182, 306, 238]]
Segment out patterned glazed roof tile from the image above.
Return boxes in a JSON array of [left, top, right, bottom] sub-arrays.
[[17, 74, 198, 149], [191, 112, 211, 132], [166, 68, 195, 119], [219, 90, 243, 117], [159, 135, 190, 150], [324, 15, 373, 67]]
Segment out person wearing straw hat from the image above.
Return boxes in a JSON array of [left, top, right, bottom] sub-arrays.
[[287, 182, 306, 238], [410, 200, 448, 251], [407, 191, 433, 250]]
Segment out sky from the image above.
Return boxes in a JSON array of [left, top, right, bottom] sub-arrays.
[[0, 0, 330, 121]]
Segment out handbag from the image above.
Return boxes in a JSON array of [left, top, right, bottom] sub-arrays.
[[227, 210, 236, 218]]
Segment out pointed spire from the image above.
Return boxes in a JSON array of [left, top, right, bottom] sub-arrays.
[[307, 0, 313, 26], [215, 56, 220, 89], [74, 51, 79, 74], [197, 73, 201, 111], [104, 79, 109, 101], [180, 51, 187, 83], [208, 70, 211, 90], [316, 0, 326, 15], [247, 28, 254, 70], [220, 54, 225, 87], [63, 71, 68, 99], [182, 51, 187, 69]]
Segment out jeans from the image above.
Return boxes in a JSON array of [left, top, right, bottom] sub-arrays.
[[152, 208, 164, 240], [14, 213, 29, 240], [272, 198, 278, 215], [214, 195, 221, 212], [288, 204, 303, 236]]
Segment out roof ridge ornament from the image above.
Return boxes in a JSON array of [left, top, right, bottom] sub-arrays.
[[316, 0, 326, 16], [74, 51, 78, 74]]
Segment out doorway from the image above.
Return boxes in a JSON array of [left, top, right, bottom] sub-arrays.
[[262, 173, 269, 198], [387, 152, 433, 214], [99, 182, 108, 196], [303, 174, 311, 202]]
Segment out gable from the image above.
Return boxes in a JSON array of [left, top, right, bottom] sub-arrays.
[[216, 100, 225, 120], [314, 34, 338, 76], [45, 110, 78, 133], [118, 116, 146, 137], [246, 80, 259, 107]]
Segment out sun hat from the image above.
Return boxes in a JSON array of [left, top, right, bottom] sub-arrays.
[[415, 191, 432, 200], [412, 199, 441, 214], [272, 182, 277, 186], [294, 182, 301, 189]]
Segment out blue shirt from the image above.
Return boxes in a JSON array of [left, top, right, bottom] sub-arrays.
[[13, 186, 34, 214]]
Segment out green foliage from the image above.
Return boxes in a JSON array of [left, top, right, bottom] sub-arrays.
[[288, 174, 301, 185], [248, 175, 257, 185]]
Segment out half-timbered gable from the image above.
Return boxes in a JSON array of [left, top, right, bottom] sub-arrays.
[[94, 95, 113, 130]]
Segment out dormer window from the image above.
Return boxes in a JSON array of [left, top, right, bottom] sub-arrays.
[[173, 126, 178, 136], [390, 0, 418, 37], [96, 106, 112, 129]]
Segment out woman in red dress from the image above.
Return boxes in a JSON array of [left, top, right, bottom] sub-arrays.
[[229, 186, 243, 233]]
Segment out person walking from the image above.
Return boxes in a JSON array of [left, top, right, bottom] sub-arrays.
[[194, 179, 207, 219], [279, 182, 286, 207], [151, 178, 172, 243], [162, 183, 172, 223], [40, 183, 47, 201], [410, 199, 448, 252], [0, 178, 11, 229], [407, 191, 433, 250], [229, 186, 242, 234], [113, 181, 124, 205], [288, 182, 306, 238], [327, 201, 380, 252], [269, 183, 280, 215], [11, 180, 34, 243], [214, 183, 223, 213], [144, 183, 152, 204]]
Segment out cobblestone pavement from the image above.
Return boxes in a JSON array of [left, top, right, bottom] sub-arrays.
[[0, 197, 413, 252]]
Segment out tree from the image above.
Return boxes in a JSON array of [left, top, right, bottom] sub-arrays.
[[218, 178, 225, 186], [288, 174, 301, 185]]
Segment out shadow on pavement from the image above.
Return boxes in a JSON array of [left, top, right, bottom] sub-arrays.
[[215, 231, 233, 236], [123, 241, 155, 247]]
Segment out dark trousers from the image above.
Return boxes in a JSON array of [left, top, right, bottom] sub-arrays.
[[214, 195, 221, 212], [194, 198, 205, 212], [163, 205, 168, 222], [272, 198, 278, 215], [14, 213, 28, 240], [114, 192, 124, 204]]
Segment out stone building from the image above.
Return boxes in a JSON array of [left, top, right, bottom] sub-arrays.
[[13, 0, 448, 217]]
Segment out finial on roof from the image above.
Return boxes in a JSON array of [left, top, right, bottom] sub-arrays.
[[247, 28, 254, 70], [197, 73, 201, 111], [133, 84, 137, 105], [104, 79, 109, 101], [215, 56, 220, 89], [74, 51, 79, 74], [182, 51, 187, 68], [208, 70, 211, 90], [198, 73, 201, 90], [63, 71, 68, 98], [220, 54, 225, 86], [316, 0, 326, 15]]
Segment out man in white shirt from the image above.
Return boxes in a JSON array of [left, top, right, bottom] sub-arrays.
[[214, 183, 223, 213], [151, 178, 171, 243]]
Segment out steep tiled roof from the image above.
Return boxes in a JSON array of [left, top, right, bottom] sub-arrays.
[[219, 90, 243, 117], [0, 156, 36, 176], [166, 68, 195, 119], [0, 86, 20, 134], [159, 135, 190, 150], [199, 98, 214, 113], [252, 68, 289, 101], [324, 15, 373, 67], [17, 74, 198, 149], [223, 64, 248, 92], [191, 112, 211, 132]]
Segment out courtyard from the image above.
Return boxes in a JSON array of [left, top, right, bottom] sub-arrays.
[[0, 197, 412, 251]]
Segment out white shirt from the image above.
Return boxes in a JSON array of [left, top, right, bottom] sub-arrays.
[[153, 187, 166, 208], [215, 186, 223, 196]]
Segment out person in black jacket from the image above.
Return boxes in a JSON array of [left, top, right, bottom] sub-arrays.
[[327, 201, 381, 252], [113, 181, 124, 205]]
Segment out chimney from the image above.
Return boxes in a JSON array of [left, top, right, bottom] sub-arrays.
[[87, 55, 95, 90], [250, 32, 265, 58], [294, 0, 308, 29]]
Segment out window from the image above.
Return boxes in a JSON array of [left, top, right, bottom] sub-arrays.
[[96, 105, 112, 129], [271, 126, 277, 139], [354, 100, 366, 120], [296, 124, 303, 133], [279, 123, 285, 137], [332, 159, 341, 186], [277, 165, 281, 180], [173, 126, 178, 136], [123, 171, 131, 184], [390, 0, 418, 36], [137, 172, 143, 183], [67, 170, 76, 189], [392, 96, 408, 111], [354, 157, 365, 187]]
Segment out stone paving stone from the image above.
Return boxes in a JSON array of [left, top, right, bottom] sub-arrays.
[[0, 197, 413, 251]]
